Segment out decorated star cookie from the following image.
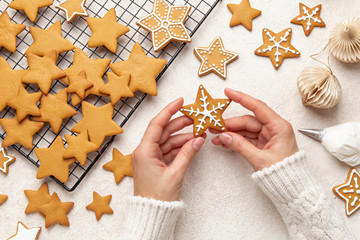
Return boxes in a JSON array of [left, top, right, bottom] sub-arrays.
[[9, 0, 53, 22], [99, 73, 133, 105], [25, 20, 75, 57], [0, 117, 44, 149], [194, 36, 238, 79], [7, 86, 42, 122], [8, 221, 41, 240], [291, 3, 325, 36], [86, 191, 113, 220], [180, 85, 231, 137], [227, 0, 261, 31], [0, 194, 7, 205], [33, 89, 77, 134], [110, 42, 167, 96], [0, 147, 15, 175], [66, 70, 93, 99], [63, 131, 99, 166], [61, 47, 111, 106], [87, 8, 130, 53], [24, 182, 51, 214], [0, 11, 26, 53], [103, 148, 133, 184], [35, 136, 75, 183], [55, 0, 88, 23], [137, 0, 191, 52], [38, 192, 74, 228], [254, 28, 300, 69], [333, 168, 360, 216]]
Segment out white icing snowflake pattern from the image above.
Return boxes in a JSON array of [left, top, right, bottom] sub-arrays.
[[297, 6, 322, 31]]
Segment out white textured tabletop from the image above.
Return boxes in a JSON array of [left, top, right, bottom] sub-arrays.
[[1, 0, 360, 239]]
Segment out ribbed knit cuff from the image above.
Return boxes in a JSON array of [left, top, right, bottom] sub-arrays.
[[252, 151, 321, 203], [122, 196, 184, 240]]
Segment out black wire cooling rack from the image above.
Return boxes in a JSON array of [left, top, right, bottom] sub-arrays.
[[0, 0, 220, 191]]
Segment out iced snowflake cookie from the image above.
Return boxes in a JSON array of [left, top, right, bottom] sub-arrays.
[[194, 36, 238, 79], [227, 0, 261, 31], [137, 0, 191, 52], [8, 221, 41, 240], [291, 3, 325, 36], [254, 28, 300, 70], [0, 147, 15, 175], [55, 0, 88, 23], [333, 168, 360, 216], [180, 85, 231, 137]]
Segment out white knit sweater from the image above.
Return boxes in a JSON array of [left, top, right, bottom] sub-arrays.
[[120, 152, 355, 240]]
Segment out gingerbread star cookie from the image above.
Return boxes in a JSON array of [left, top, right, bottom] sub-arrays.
[[0, 194, 8, 205], [99, 73, 133, 105], [71, 102, 123, 147], [333, 168, 360, 216], [35, 136, 75, 183], [0, 11, 26, 53], [0, 147, 15, 175], [38, 192, 74, 228], [66, 70, 93, 99], [55, 0, 88, 23], [87, 8, 130, 53], [137, 0, 191, 52], [110, 42, 167, 96], [180, 85, 231, 137], [8, 221, 41, 240], [25, 20, 75, 57], [194, 36, 238, 79], [63, 131, 99, 166], [254, 28, 300, 70], [103, 148, 133, 184], [9, 0, 53, 22], [33, 89, 77, 134], [86, 191, 113, 220], [227, 0, 261, 31], [24, 182, 51, 214], [0, 117, 44, 149], [291, 3, 325, 36]]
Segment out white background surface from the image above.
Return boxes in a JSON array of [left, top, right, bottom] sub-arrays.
[[1, 0, 360, 239]]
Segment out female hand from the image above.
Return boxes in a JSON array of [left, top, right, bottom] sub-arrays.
[[210, 88, 298, 171], [132, 98, 206, 202]]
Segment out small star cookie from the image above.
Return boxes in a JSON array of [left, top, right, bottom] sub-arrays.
[[291, 3, 325, 36], [137, 0, 191, 52], [9, 0, 53, 22], [66, 70, 93, 99], [194, 36, 238, 79], [0, 147, 15, 175], [254, 28, 300, 70], [110, 42, 167, 96], [24, 182, 51, 214], [0, 194, 7, 205], [99, 72, 133, 105], [0, 11, 26, 53], [86, 191, 113, 220], [180, 85, 231, 137], [227, 0, 261, 31], [87, 8, 130, 53], [55, 0, 88, 23], [103, 148, 133, 184], [8, 221, 41, 240]]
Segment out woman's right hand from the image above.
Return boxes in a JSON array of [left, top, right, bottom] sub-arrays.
[[210, 88, 299, 171]]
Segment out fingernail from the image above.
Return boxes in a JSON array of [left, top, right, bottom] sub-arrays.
[[219, 133, 232, 146], [193, 137, 205, 151]]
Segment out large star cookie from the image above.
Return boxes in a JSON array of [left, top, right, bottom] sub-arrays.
[[137, 0, 191, 52], [86, 191, 113, 220], [9, 0, 53, 22], [180, 85, 231, 137], [87, 8, 130, 53], [55, 0, 88, 23], [0, 147, 15, 175], [0, 11, 26, 53], [110, 42, 167, 96], [333, 168, 360, 216], [103, 148, 133, 184], [8, 221, 41, 240], [24, 182, 51, 214], [254, 28, 300, 69], [99, 72, 133, 105], [194, 36, 238, 79], [291, 3, 325, 36], [227, 0, 261, 31]]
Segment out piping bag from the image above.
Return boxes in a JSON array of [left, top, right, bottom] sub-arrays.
[[299, 122, 360, 167]]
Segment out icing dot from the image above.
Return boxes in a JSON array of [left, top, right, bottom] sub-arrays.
[[258, 50, 261, 53]]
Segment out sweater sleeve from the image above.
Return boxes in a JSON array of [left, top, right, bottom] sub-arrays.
[[119, 196, 184, 240], [252, 151, 355, 240]]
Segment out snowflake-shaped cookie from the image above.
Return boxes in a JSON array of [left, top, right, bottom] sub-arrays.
[[291, 3, 325, 36], [254, 28, 300, 70], [333, 168, 360, 216], [180, 85, 231, 136], [137, 0, 191, 52]]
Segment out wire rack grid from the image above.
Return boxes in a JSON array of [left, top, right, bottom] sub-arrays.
[[0, 0, 220, 191]]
